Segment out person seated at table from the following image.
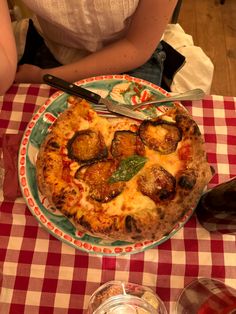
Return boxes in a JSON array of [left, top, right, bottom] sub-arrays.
[[0, 0, 17, 95], [14, 0, 178, 86]]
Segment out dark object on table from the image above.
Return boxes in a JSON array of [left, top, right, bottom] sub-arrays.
[[196, 177, 236, 234], [2, 134, 23, 201]]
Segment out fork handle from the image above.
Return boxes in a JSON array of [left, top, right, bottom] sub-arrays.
[[43, 74, 101, 104]]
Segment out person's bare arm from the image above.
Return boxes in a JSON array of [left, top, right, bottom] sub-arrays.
[[15, 0, 177, 83], [0, 0, 17, 95]]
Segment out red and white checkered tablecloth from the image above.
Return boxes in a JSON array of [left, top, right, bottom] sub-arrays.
[[0, 83, 236, 314]]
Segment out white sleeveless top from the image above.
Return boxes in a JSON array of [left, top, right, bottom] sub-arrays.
[[22, 0, 139, 64]]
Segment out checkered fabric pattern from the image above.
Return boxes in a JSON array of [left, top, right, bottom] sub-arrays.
[[1, 84, 236, 314]]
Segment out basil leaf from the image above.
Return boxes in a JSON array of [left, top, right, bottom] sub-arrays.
[[109, 155, 148, 183]]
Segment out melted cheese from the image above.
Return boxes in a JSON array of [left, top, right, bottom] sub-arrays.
[[67, 112, 183, 216], [145, 146, 183, 176]]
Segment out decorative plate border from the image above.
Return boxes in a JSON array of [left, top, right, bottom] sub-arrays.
[[18, 75, 194, 256]]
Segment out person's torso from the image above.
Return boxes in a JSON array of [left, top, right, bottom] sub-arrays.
[[22, 0, 139, 63]]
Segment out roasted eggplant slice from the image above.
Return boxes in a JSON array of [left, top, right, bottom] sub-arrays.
[[67, 129, 107, 163], [137, 164, 176, 202], [75, 160, 125, 203], [111, 130, 145, 159], [139, 120, 182, 154]]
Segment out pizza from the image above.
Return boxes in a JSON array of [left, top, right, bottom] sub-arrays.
[[36, 96, 212, 242]]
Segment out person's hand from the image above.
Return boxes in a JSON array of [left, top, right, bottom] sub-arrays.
[[15, 64, 43, 83]]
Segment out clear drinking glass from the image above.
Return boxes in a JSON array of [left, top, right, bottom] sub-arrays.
[[87, 281, 167, 314], [175, 277, 236, 314]]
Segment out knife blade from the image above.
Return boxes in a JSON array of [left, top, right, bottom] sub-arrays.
[[43, 74, 149, 120]]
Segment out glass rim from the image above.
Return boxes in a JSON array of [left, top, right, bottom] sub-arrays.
[[87, 280, 167, 314], [93, 294, 160, 314]]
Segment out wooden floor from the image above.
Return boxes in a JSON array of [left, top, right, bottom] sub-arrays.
[[178, 0, 236, 96]]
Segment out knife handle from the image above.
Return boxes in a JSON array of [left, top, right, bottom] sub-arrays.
[[43, 74, 101, 104]]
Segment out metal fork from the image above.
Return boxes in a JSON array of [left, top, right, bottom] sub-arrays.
[[125, 88, 205, 111]]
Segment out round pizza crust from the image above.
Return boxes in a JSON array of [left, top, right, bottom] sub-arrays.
[[36, 97, 212, 242]]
